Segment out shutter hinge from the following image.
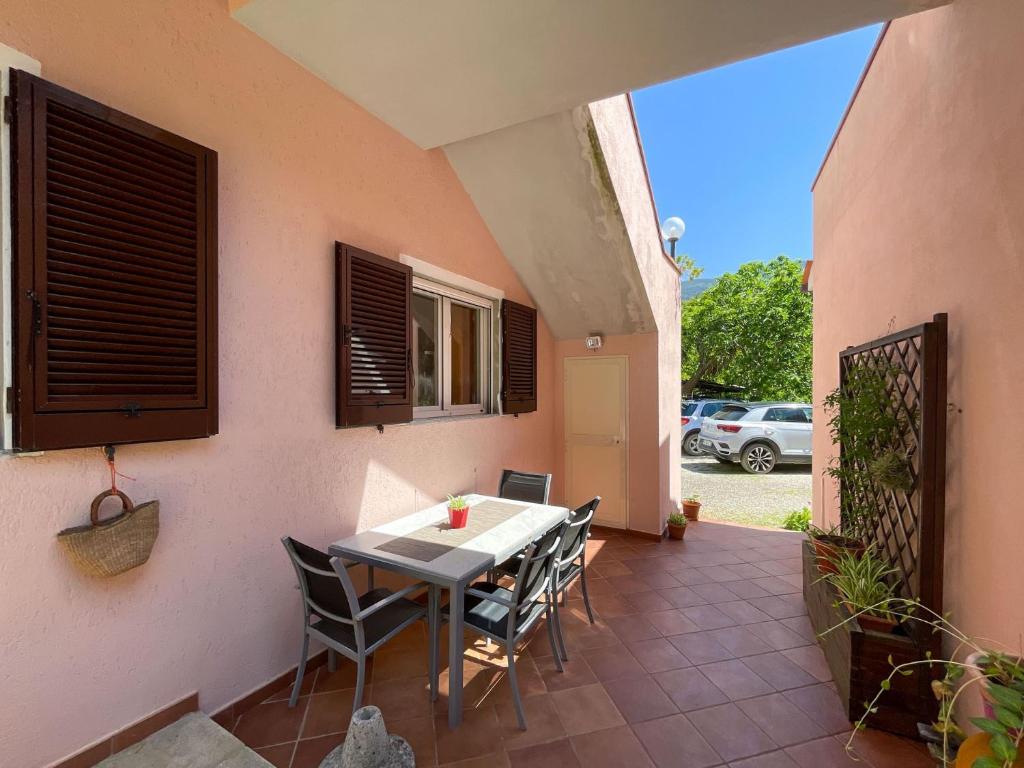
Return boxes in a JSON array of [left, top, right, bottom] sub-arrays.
[[3, 95, 12, 125]]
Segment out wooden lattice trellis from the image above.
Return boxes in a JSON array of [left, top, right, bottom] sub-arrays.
[[838, 313, 948, 622]]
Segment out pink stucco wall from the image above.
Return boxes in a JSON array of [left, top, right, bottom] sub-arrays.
[[0, 1, 559, 765], [813, 0, 1024, 685]]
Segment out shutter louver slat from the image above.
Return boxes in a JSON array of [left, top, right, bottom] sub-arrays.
[[335, 243, 413, 428], [11, 70, 218, 450], [501, 299, 537, 415]]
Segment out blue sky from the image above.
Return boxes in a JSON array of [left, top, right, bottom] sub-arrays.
[[632, 25, 882, 278]]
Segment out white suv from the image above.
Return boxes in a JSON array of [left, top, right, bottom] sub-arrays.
[[698, 403, 813, 474]]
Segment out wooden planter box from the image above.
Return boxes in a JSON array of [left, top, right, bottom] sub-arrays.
[[802, 541, 939, 739]]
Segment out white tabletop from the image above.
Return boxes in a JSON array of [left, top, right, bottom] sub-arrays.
[[328, 494, 570, 584]]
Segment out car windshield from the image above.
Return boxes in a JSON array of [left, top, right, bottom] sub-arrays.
[[710, 405, 748, 420], [682, 403, 698, 417]]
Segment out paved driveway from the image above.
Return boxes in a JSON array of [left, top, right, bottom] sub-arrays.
[[681, 454, 812, 528]]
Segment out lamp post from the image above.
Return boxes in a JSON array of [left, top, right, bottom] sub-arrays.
[[660, 216, 686, 259]]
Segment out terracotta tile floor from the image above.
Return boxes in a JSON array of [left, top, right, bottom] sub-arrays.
[[230, 522, 933, 768]]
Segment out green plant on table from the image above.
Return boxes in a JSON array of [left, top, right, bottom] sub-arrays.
[[446, 495, 468, 510], [822, 598, 1024, 767], [822, 548, 898, 621], [782, 507, 811, 532], [667, 512, 687, 527]]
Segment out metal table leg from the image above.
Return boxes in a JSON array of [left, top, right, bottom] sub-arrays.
[[448, 580, 464, 728], [428, 584, 439, 701]]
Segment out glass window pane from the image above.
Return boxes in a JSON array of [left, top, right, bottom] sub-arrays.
[[450, 302, 480, 405], [413, 293, 439, 407]]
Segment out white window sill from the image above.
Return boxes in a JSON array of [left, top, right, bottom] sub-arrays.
[[403, 412, 503, 427]]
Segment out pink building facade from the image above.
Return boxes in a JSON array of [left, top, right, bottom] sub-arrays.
[[812, 0, 1024, 703]]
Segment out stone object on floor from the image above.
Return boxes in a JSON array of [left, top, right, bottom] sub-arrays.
[[320, 705, 414, 768]]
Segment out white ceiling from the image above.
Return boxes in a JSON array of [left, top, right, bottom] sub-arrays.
[[233, 0, 948, 149]]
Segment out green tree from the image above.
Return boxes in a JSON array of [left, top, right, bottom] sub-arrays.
[[681, 256, 812, 401]]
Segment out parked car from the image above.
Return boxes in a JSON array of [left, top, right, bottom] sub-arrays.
[[698, 403, 813, 473], [681, 399, 742, 456]]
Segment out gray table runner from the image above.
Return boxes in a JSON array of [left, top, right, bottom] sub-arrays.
[[373, 500, 529, 562]]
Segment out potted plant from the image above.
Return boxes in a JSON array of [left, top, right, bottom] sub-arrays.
[[447, 495, 470, 529], [667, 512, 688, 540], [807, 523, 865, 574], [826, 599, 1024, 768], [682, 495, 701, 521], [823, 548, 899, 634]]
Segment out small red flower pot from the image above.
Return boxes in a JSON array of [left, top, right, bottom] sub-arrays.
[[448, 506, 469, 529]]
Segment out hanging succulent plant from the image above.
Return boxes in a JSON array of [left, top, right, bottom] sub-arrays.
[[869, 448, 915, 492]]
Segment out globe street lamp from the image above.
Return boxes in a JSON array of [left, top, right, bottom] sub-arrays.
[[660, 216, 686, 259]]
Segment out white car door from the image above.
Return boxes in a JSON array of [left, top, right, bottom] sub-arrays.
[[764, 407, 811, 456]]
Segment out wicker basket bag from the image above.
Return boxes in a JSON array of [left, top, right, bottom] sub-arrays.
[[57, 489, 160, 577]]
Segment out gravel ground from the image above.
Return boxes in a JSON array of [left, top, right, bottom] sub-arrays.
[[680, 454, 813, 528]]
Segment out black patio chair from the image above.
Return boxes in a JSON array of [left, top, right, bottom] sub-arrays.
[[497, 469, 552, 505], [436, 520, 567, 730], [549, 497, 601, 660], [282, 537, 429, 712]]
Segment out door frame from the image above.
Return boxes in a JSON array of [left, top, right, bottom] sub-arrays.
[[563, 354, 629, 530]]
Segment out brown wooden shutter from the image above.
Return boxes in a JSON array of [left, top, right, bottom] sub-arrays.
[[335, 242, 413, 428], [9, 70, 218, 451], [501, 299, 537, 415]]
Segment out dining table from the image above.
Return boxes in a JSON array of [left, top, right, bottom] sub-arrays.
[[328, 493, 570, 728]]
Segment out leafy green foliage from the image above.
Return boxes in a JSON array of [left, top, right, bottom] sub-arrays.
[[782, 507, 811, 532], [667, 512, 688, 527], [824, 548, 899, 621], [680, 256, 812, 401], [446, 494, 468, 510]]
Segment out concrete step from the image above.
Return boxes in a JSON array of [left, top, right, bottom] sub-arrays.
[[97, 712, 273, 768]]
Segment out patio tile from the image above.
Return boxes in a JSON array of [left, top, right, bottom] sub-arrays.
[[722, 581, 774, 600], [266, 668, 318, 702], [741, 651, 818, 691], [658, 586, 709, 608], [587, 593, 637, 618], [682, 604, 739, 630], [758, 558, 802, 576], [369, 676, 434, 720], [626, 638, 691, 673], [434, 705, 501, 764], [605, 613, 662, 643], [746, 595, 807, 620], [785, 736, 861, 767], [578, 577, 619, 596], [736, 693, 826, 746], [507, 738, 581, 768], [743, 621, 809, 651], [655, 667, 729, 711], [292, 733, 346, 768], [705, 626, 775, 657], [667, 631, 734, 665], [389, 715, 437, 766], [671, 568, 717, 586], [550, 683, 625, 735], [726, 563, 773, 580], [560, 617, 620, 650], [302, 689, 354, 738], [497, 693, 566, 751], [569, 725, 654, 768], [581, 643, 646, 682], [631, 714, 722, 768], [842, 729, 933, 767], [233, 698, 307, 749], [533, 653, 598, 692], [254, 744, 293, 768], [611, 575, 653, 593], [728, 750, 801, 768], [717, 600, 774, 625], [687, 703, 777, 762], [696, 565, 744, 582], [692, 582, 742, 603], [780, 644, 832, 682], [644, 608, 701, 636], [621, 589, 675, 613], [314, 658, 373, 693], [699, 659, 774, 700], [750, 576, 801, 596], [637, 571, 683, 589], [373, 645, 430, 681], [783, 684, 851, 734], [589, 560, 632, 578], [603, 674, 679, 723], [779, 615, 816, 642]]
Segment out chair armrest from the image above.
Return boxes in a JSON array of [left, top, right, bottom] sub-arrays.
[[353, 581, 429, 621], [465, 587, 516, 609]]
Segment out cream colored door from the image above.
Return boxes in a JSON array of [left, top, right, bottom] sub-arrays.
[[564, 356, 628, 528]]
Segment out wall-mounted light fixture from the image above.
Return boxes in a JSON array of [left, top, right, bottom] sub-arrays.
[[585, 335, 603, 351], [660, 216, 686, 259]]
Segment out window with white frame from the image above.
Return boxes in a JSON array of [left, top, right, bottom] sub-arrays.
[[412, 277, 494, 418]]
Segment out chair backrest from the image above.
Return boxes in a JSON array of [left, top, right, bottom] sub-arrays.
[[282, 536, 360, 625], [558, 497, 600, 570], [497, 469, 552, 505], [510, 519, 567, 624]]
